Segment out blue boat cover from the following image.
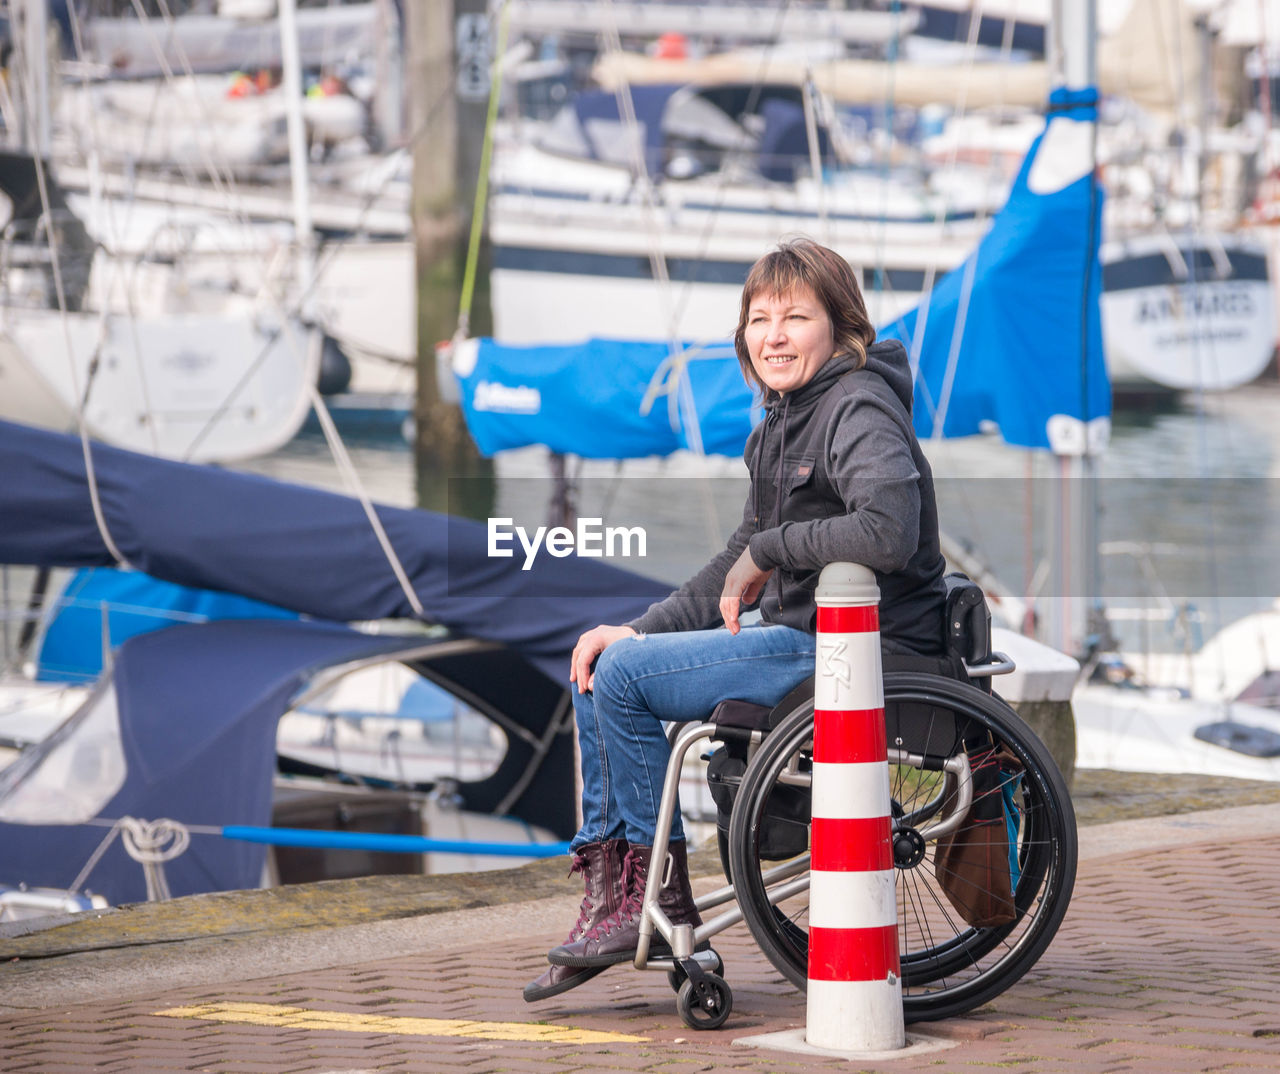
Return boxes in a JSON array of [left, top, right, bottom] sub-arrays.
[[0, 621, 423, 904], [36, 567, 298, 683], [0, 420, 671, 901], [566, 84, 676, 174], [461, 86, 1109, 459], [457, 338, 757, 458], [0, 420, 668, 683], [881, 86, 1111, 452]]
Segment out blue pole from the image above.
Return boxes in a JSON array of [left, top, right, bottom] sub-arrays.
[[222, 825, 571, 858]]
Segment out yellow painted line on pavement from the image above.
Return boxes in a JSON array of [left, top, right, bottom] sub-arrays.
[[153, 1001, 649, 1044]]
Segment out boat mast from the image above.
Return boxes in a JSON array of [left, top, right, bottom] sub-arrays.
[[10, 0, 51, 156], [1043, 0, 1103, 659], [279, 0, 316, 297]]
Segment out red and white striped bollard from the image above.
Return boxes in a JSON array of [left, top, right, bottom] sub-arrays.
[[807, 562, 904, 1052]]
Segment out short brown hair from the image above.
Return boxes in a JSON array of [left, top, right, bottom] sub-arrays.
[[733, 239, 875, 394]]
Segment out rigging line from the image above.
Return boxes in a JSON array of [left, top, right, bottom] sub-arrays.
[[801, 70, 829, 242], [639, 1, 797, 463], [594, 0, 716, 502], [179, 314, 302, 462], [1159, 1, 1231, 667], [457, 0, 511, 340], [870, 0, 903, 301], [178, 75, 446, 459], [0, 54, 17, 135], [308, 383, 427, 620], [128, 0, 251, 224], [905, 0, 989, 392], [929, 247, 979, 440], [69, 817, 125, 893], [598, 0, 678, 343], [16, 73, 133, 570], [665, 0, 794, 333], [63, 3, 262, 277], [108, 1, 302, 271], [323, 331, 414, 366], [63, 1, 168, 457]]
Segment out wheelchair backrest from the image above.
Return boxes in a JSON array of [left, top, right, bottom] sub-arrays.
[[943, 572, 992, 665]]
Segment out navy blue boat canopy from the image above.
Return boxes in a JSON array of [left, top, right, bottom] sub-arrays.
[[0, 419, 668, 682], [0, 421, 670, 903]]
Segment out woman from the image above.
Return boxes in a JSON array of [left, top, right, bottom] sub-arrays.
[[525, 238, 947, 1002]]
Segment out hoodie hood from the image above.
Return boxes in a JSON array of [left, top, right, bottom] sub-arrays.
[[860, 338, 914, 417]]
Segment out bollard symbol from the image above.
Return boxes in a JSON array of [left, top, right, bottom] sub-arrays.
[[807, 563, 905, 1053]]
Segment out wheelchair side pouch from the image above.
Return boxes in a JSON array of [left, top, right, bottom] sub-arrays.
[[706, 741, 810, 861], [933, 744, 1024, 928]]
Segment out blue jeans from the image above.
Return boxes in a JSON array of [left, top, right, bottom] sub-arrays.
[[570, 623, 816, 850]]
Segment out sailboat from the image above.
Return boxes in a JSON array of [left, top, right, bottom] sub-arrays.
[[0, 0, 321, 464], [49, 0, 417, 407], [451, 0, 1280, 789], [0, 417, 670, 908], [487, 0, 1275, 396]]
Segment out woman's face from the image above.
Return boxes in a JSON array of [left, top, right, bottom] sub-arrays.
[[745, 286, 836, 396]]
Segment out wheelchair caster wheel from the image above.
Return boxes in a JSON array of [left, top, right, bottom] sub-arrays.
[[667, 951, 724, 992], [675, 972, 732, 1030]]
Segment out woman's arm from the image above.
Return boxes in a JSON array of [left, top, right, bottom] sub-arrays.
[[626, 499, 758, 634]]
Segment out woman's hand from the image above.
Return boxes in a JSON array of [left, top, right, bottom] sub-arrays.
[[571, 624, 638, 693], [719, 548, 773, 635]]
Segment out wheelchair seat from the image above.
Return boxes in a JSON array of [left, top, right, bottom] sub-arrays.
[[707, 698, 774, 732]]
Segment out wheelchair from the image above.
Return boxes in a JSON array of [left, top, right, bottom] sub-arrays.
[[633, 576, 1078, 1031]]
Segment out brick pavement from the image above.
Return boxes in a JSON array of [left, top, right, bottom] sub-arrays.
[[3, 830, 1280, 1073]]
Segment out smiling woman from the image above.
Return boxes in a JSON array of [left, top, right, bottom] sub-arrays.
[[523, 238, 950, 1005], [743, 290, 835, 395], [735, 238, 875, 398]]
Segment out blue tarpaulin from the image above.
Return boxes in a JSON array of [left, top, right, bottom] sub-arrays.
[[0, 420, 668, 682], [0, 621, 420, 903], [882, 86, 1111, 452], [458, 338, 756, 458], [36, 568, 298, 683]]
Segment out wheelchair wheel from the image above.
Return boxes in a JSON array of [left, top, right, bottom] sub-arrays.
[[727, 673, 1077, 1023]]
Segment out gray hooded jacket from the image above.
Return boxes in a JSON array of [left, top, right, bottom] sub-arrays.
[[627, 339, 947, 653]]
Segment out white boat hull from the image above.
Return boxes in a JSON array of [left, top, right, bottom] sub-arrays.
[[1073, 681, 1280, 782], [490, 150, 1276, 393], [0, 307, 317, 463], [1100, 234, 1276, 392]]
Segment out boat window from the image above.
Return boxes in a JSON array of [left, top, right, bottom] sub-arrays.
[[0, 683, 127, 825], [579, 118, 646, 168], [539, 103, 594, 159], [278, 662, 508, 787], [662, 93, 756, 154]]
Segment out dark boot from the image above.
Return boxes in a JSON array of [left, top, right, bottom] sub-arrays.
[[546, 841, 702, 969], [523, 839, 627, 1002]]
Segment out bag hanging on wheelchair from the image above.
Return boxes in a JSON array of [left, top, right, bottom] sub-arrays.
[[933, 744, 1024, 928], [706, 738, 810, 861]]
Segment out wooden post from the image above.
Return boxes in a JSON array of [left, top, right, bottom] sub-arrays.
[[406, 0, 494, 518]]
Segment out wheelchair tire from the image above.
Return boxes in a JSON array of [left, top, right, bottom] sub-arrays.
[[727, 672, 1077, 1023]]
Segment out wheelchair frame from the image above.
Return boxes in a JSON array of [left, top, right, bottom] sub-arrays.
[[629, 625, 1075, 1030]]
